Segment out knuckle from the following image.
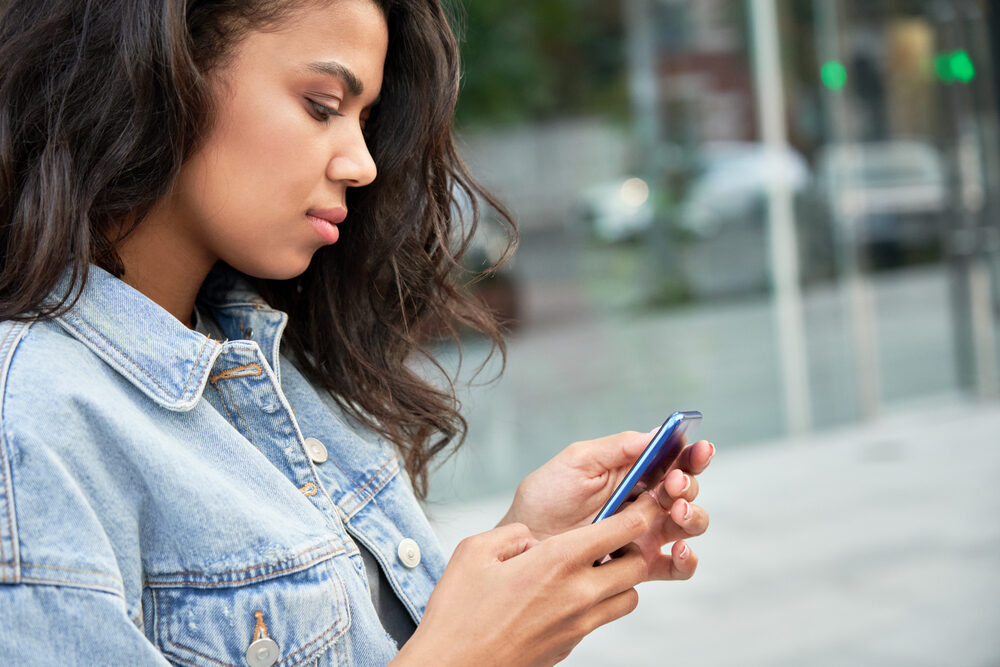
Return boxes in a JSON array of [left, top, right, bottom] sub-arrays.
[[576, 579, 601, 609], [508, 521, 531, 537], [623, 509, 651, 534], [543, 541, 576, 574], [623, 587, 640, 614], [454, 536, 477, 557]]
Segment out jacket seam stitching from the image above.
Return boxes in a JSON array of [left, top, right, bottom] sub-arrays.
[[340, 457, 398, 516], [70, 316, 213, 402], [212, 383, 239, 431], [286, 558, 350, 667], [22, 561, 122, 580], [221, 382, 257, 448], [0, 321, 26, 582], [344, 457, 399, 517], [18, 575, 125, 598], [146, 542, 342, 583], [72, 316, 174, 395], [0, 322, 14, 576]]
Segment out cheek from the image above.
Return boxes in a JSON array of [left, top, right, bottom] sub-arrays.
[[207, 103, 320, 212]]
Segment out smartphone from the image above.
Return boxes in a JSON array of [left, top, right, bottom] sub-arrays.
[[592, 411, 702, 523]]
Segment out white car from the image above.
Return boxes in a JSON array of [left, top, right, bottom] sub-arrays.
[[816, 141, 947, 248], [678, 142, 811, 238]]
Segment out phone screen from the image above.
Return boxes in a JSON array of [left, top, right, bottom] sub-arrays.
[[592, 411, 702, 523]]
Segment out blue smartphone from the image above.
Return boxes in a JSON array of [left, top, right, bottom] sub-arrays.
[[592, 411, 703, 523]]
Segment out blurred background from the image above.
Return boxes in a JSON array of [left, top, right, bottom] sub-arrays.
[[425, 0, 1000, 664]]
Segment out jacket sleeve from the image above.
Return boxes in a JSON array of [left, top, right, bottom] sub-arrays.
[[0, 582, 171, 666]]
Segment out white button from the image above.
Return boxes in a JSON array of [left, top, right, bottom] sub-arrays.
[[245, 637, 279, 667], [397, 538, 421, 568], [303, 437, 328, 464]]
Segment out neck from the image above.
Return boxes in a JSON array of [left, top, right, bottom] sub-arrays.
[[114, 208, 217, 330]]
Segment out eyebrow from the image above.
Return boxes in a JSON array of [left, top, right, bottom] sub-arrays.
[[305, 60, 364, 97]]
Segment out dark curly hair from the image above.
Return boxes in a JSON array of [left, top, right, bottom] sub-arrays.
[[0, 0, 514, 499]]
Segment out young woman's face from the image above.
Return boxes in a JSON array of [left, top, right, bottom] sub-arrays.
[[167, 0, 387, 279]]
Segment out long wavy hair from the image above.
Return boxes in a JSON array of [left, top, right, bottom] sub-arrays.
[[0, 0, 514, 499]]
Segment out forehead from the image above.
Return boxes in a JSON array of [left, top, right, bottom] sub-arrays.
[[224, 0, 388, 100]]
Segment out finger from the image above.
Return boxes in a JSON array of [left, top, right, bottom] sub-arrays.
[[589, 543, 648, 595], [564, 493, 661, 563], [656, 469, 699, 504], [646, 540, 699, 581], [667, 498, 709, 538], [580, 587, 640, 635], [474, 522, 539, 562], [652, 505, 711, 545], [675, 440, 715, 476], [567, 430, 652, 474]]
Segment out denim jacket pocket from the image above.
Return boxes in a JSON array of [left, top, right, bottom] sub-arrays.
[[146, 550, 352, 667]]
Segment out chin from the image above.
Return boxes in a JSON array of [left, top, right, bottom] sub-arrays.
[[228, 251, 316, 282]]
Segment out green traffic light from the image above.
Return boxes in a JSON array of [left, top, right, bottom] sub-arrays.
[[821, 60, 847, 91], [951, 50, 976, 82], [935, 50, 976, 83]]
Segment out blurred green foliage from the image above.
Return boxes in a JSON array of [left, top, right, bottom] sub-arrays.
[[447, 0, 628, 126]]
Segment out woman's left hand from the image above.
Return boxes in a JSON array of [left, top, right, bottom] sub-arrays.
[[498, 430, 714, 581]]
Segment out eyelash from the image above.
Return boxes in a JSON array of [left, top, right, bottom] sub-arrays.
[[307, 99, 342, 122], [307, 98, 371, 134]]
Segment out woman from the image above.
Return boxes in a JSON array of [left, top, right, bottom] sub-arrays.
[[0, 0, 713, 665]]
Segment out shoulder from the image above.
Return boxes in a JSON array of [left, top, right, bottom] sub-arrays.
[[1, 317, 150, 421], [0, 318, 140, 595]]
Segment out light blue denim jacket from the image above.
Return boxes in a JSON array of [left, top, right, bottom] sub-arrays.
[[0, 263, 447, 666]]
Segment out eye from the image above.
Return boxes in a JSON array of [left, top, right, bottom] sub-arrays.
[[306, 98, 342, 122]]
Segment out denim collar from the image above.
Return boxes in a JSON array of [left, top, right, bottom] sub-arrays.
[[51, 262, 280, 412]]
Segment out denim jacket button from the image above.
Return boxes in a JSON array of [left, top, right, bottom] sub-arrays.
[[397, 538, 421, 568], [303, 437, 328, 464], [245, 637, 279, 667]]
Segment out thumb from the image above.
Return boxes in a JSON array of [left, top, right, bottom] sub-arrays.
[[573, 430, 652, 474]]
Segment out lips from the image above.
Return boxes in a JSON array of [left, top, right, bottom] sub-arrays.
[[306, 207, 347, 245], [307, 207, 348, 225]]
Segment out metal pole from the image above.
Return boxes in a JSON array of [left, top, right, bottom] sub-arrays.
[[749, 0, 812, 435], [814, 0, 882, 419], [955, 0, 1000, 398], [623, 0, 672, 292]]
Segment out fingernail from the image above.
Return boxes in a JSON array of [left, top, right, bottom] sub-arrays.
[[678, 543, 690, 560], [680, 474, 691, 493], [707, 442, 716, 462], [675, 499, 691, 522]]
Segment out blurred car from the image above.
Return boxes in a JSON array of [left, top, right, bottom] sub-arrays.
[[815, 140, 947, 267], [677, 142, 811, 238], [673, 142, 818, 297], [573, 177, 655, 243]]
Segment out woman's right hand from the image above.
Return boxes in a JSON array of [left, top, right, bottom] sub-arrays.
[[393, 494, 662, 667]]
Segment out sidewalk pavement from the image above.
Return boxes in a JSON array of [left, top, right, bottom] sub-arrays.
[[428, 396, 1000, 666]]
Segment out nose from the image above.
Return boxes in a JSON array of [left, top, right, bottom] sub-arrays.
[[326, 126, 377, 187]]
